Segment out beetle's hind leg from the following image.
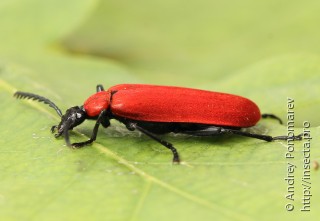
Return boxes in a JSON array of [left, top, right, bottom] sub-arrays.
[[222, 128, 302, 141], [261, 113, 283, 124], [126, 122, 180, 163], [182, 126, 302, 142]]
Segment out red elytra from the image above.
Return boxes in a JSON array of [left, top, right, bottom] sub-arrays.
[[83, 84, 261, 128]]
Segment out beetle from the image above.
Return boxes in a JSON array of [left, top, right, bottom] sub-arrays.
[[14, 84, 302, 163]]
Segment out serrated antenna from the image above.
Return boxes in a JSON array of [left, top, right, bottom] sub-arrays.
[[14, 91, 63, 117]]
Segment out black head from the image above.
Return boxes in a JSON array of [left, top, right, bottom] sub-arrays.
[[14, 91, 87, 146], [51, 106, 87, 145]]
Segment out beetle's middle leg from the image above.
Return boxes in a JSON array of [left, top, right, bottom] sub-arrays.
[[126, 122, 180, 163]]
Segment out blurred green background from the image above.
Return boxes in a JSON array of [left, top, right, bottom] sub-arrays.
[[0, 0, 319, 221]]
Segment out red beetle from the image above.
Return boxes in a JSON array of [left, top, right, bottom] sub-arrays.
[[14, 84, 302, 163]]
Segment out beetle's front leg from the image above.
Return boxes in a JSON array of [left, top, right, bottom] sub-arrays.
[[72, 110, 109, 148]]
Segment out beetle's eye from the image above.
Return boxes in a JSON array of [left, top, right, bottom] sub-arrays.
[[76, 113, 82, 119]]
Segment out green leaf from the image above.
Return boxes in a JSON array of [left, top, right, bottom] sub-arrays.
[[0, 1, 319, 221]]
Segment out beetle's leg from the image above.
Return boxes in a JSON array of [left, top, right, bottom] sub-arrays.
[[184, 126, 302, 142], [96, 84, 105, 92], [221, 128, 302, 141], [72, 110, 109, 147], [261, 113, 283, 125], [126, 122, 180, 163]]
